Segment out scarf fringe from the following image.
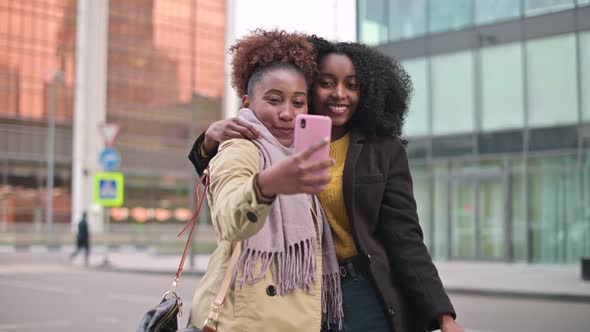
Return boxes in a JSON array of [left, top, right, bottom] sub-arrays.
[[322, 272, 344, 330], [231, 237, 343, 328], [234, 238, 318, 293]]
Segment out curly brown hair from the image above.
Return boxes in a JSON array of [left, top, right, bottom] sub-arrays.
[[230, 29, 317, 97], [309, 36, 413, 138]]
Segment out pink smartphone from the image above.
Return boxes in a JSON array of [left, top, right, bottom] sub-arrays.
[[294, 114, 332, 164]]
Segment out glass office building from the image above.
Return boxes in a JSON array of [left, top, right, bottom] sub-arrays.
[[358, 0, 590, 263], [0, 0, 224, 228]]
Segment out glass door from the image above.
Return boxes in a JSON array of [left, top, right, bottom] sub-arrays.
[[478, 176, 508, 260], [449, 171, 510, 261], [450, 177, 476, 259]]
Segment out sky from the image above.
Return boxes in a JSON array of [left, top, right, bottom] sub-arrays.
[[223, 0, 357, 116], [233, 0, 357, 42]]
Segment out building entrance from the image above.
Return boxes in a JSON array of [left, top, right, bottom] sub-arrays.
[[449, 170, 510, 261]]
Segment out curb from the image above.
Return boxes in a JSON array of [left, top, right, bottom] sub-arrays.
[[0, 244, 153, 254], [94, 264, 590, 304], [445, 287, 590, 303], [94, 265, 205, 277]]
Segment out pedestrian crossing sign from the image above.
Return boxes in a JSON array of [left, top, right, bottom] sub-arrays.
[[94, 172, 124, 207]]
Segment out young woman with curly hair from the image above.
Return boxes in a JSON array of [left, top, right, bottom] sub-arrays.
[[187, 30, 343, 331], [189, 36, 464, 332]]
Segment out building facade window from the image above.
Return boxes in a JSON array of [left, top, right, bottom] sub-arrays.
[[449, 167, 477, 258], [526, 34, 578, 128], [0, 161, 71, 225], [433, 163, 450, 260], [0, 0, 77, 122], [480, 42, 525, 132], [358, 0, 388, 46], [356, 1, 590, 265], [475, 0, 522, 25], [529, 155, 585, 263], [525, 0, 575, 16], [429, 0, 473, 34], [402, 58, 429, 137], [0, 0, 224, 227], [431, 50, 475, 135], [410, 164, 432, 249], [510, 159, 527, 262], [581, 32, 590, 122], [387, 0, 427, 41]]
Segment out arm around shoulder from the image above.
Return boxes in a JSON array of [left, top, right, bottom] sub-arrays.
[[188, 132, 217, 177]]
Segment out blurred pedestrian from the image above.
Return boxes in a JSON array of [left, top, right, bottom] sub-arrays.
[[70, 211, 90, 266]]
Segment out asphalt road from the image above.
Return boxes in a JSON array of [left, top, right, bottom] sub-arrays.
[[1, 253, 589, 332], [0, 252, 198, 332]]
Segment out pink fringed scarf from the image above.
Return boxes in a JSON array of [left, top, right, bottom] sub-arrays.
[[233, 108, 343, 329]]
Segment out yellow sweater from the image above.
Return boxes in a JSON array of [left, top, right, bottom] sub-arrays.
[[317, 133, 358, 259]]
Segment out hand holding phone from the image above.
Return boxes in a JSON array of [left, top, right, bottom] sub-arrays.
[[294, 114, 332, 165], [256, 114, 333, 196]]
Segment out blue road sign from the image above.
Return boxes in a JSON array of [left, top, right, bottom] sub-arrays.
[[94, 172, 124, 207], [99, 179, 118, 199], [99, 147, 121, 171]]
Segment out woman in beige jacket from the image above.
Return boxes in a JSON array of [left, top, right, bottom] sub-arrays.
[[188, 30, 341, 332]]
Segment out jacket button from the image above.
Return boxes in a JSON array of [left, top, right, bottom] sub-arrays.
[[246, 211, 258, 223], [387, 307, 395, 316], [266, 285, 277, 296]]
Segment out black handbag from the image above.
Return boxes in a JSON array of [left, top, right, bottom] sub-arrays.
[[137, 292, 197, 332], [136, 172, 208, 332], [136, 170, 241, 332]]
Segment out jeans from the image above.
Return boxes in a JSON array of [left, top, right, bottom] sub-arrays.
[[322, 271, 391, 332]]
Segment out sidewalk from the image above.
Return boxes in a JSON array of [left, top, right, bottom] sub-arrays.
[[96, 250, 210, 276], [94, 249, 590, 302], [435, 261, 590, 302]]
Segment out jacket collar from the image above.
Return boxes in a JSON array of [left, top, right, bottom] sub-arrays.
[[349, 127, 367, 144]]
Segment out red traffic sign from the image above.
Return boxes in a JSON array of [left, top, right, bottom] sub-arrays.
[[98, 122, 121, 147]]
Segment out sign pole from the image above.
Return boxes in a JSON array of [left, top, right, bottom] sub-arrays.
[[97, 122, 122, 267], [102, 207, 110, 266]]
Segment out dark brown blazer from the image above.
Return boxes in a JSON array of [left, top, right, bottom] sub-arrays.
[[188, 130, 455, 332]]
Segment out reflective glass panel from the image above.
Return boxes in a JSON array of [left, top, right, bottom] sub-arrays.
[[529, 155, 585, 263], [480, 42, 525, 131], [582, 32, 590, 122], [475, 0, 522, 25], [429, 0, 474, 34], [511, 159, 527, 262], [402, 58, 429, 137], [479, 177, 505, 259], [525, 0, 575, 16], [526, 34, 578, 128], [358, 0, 388, 45], [0, 0, 78, 122], [450, 177, 476, 258], [431, 51, 475, 135], [410, 164, 432, 249], [433, 163, 450, 260], [388, 0, 427, 41]]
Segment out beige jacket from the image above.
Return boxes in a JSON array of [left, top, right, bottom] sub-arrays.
[[189, 139, 323, 332]]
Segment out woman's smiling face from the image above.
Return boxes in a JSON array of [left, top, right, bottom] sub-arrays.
[[242, 67, 308, 146], [312, 53, 360, 140]]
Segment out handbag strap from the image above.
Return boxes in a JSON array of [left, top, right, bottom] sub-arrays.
[[172, 168, 242, 332], [173, 170, 210, 288], [201, 243, 241, 332]]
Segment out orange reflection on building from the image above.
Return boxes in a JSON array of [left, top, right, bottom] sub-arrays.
[[0, 0, 225, 224]]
